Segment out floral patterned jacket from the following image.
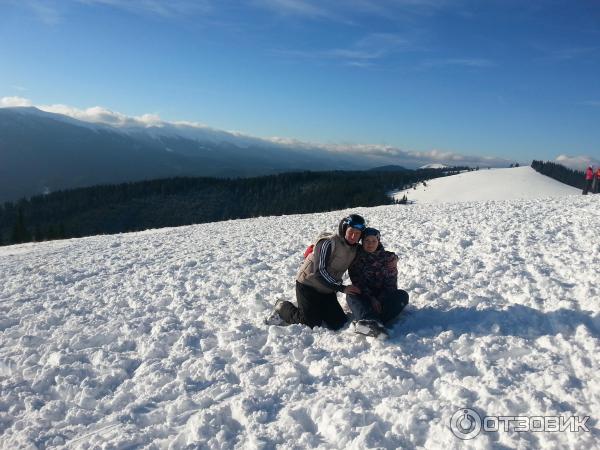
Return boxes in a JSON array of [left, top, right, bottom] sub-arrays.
[[348, 244, 398, 304]]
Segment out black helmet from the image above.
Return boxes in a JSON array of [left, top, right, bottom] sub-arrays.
[[363, 227, 381, 241], [338, 213, 366, 237]]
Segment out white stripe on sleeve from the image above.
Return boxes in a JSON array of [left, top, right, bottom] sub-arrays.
[[318, 239, 341, 286]]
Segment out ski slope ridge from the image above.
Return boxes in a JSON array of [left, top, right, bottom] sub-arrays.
[[393, 166, 580, 204], [0, 180, 599, 448]]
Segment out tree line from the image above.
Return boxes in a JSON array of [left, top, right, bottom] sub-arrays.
[[530, 160, 585, 189], [0, 168, 465, 246]]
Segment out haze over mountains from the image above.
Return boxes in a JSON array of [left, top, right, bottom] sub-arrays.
[[0, 107, 512, 202], [0, 107, 362, 202]]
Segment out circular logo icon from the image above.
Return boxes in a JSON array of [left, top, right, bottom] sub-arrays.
[[450, 408, 482, 440]]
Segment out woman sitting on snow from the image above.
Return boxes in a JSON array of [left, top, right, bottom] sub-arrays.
[[346, 227, 409, 337]]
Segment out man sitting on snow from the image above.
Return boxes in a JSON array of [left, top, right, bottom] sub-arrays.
[[265, 214, 365, 330]]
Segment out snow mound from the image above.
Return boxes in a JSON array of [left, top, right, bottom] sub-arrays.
[[1, 195, 599, 448], [419, 163, 448, 169], [394, 166, 580, 204]]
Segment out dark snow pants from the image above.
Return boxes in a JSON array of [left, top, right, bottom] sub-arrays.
[[583, 179, 593, 195], [277, 282, 347, 330], [346, 289, 409, 324]]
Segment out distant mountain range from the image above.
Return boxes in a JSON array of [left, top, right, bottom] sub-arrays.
[[0, 107, 376, 202]]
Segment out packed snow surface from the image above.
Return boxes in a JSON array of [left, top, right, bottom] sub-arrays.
[[1, 183, 599, 448], [393, 166, 580, 204], [419, 164, 448, 169]]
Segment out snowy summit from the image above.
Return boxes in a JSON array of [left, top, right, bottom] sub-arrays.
[[419, 163, 448, 169], [394, 166, 580, 204], [0, 169, 598, 448]]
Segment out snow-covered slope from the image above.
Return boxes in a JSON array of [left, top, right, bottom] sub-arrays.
[[419, 163, 448, 169], [1, 193, 599, 448], [393, 166, 580, 204]]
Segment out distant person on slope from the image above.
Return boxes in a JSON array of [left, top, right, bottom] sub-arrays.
[[593, 167, 600, 194], [583, 166, 594, 195], [265, 214, 366, 330], [346, 227, 408, 337]]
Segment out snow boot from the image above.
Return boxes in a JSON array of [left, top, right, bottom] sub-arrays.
[[264, 300, 289, 326], [352, 319, 389, 339]]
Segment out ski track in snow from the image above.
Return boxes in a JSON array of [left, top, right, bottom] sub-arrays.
[[1, 195, 599, 449]]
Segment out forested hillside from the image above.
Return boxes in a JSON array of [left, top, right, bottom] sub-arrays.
[[0, 167, 463, 246], [531, 160, 585, 189]]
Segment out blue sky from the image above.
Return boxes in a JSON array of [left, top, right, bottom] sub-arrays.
[[1, 0, 599, 167]]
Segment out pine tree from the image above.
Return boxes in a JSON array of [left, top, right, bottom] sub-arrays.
[[46, 224, 57, 240], [11, 208, 31, 244], [58, 223, 66, 239], [34, 225, 44, 242]]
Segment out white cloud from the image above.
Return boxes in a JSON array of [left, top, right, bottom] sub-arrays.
[[75, 0, 212, 18], [20, 0, 64, 24], [13, 0, 212, 24], [555, 154, 600, 170], [255, 0, 457, 20], [42, 104, 159, 126], [5, 0, 86, 24], [532, 44, 599, 63], [0, 96, 169, 127], [266, 137, 510, 168], [419, 58, 496, 69], [253, 0, 330, 18], [275, 32, 413, 67], [1, 96, 511, 168], [0, 96, 33, 107], [579, 100, 600, 107]]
